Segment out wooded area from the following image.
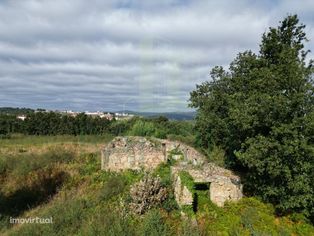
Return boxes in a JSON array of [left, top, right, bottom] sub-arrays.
[[190, 15, 314, 222]]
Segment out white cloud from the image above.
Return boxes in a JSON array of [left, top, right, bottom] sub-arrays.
[[0, 0, 313, 112]]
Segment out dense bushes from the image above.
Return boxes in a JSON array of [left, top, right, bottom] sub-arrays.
[[0, 115, 21, 135], [196, 197, 314, 235], [127, 117, 195, 143], [190, 15, 314, 221], [0, 112, 111, 135], [24, 112, 111, 135], [0, 113, 195, 146], [140, 209, 171, 236], [128, 120, 158, 137]]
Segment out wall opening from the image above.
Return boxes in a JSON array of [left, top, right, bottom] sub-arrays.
[[194, 182, 210, 190], [162, 143, 166, 159], [192, 192, 198, 213], [193, 182, 210, 213]]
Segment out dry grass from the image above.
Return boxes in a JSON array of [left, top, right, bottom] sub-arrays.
[[1, 134, 313, 236], [0, 134, 110, 155]]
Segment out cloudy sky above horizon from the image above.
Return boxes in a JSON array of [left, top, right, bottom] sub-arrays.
[[0, 0, 313, 112]]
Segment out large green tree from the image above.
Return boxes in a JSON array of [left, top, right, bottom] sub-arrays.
[[190, 15, 314, 220]]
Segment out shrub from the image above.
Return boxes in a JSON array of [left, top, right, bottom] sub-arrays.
[[99, 175, 127, 201], [153, 163, 178, 212], [129, 173, 167, 214], [206, 145, 226, 167], [179, 219, 200, 236], [140, 209, 171, 236], [154, 129, 167, 139], [78, 153, 99, 175], [128, 120, 156, 137], [154, 163, 172, 187], [167, 134, 195, 147]]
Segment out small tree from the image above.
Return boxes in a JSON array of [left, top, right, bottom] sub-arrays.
[[190, 15, 314, 220], [129, 173, 167, 214]]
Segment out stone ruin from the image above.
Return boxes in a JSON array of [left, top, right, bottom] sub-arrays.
[[101, 136, 167, 171], [172, 164, 242, 207], [101, 136, 205, 171], [101, 136, 243, 208]]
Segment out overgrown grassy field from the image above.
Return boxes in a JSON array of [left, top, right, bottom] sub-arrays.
[[0, 135, 313, 235]]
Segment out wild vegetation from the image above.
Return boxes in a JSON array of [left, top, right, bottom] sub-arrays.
[[0, 15, 314, 235], [0, 112, 194, 144], [0, 135, 313, 235], [190, 15, 314, 223]]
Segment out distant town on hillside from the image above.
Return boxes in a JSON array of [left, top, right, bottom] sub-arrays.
[[0, 107, 196, 121]]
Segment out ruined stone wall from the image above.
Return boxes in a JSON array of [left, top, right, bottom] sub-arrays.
[[173, 174, 193, 206], [101, 136, 243, 207], [171, 164, 243, 207], [101, 136, 166, 171], [161, 139, 205, 166], [210, 177, 243, 207], [101, 136, 206, 171]]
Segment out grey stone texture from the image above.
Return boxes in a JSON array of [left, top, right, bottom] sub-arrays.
[[101, 136, 166, 171], [101, 136, 243, 207], [171, 164, 243, 207]]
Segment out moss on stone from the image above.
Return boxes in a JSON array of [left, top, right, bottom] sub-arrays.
[[179, 171, 195, 193]]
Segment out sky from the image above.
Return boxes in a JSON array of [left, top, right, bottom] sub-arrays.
[[0, 0, 313, 112]]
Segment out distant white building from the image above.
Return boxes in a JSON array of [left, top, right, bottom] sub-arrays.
[[17, 115, 27, 121], [100, 112, 114, 120], [84, 111, 114, 120], [114, 113, 134, 120], [63, 110, 78, 117]]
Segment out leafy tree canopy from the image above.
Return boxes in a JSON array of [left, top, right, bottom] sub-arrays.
[[190, 15, 314, 220]]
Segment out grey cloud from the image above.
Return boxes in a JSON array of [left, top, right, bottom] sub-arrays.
[[0, 0, 313, 112]]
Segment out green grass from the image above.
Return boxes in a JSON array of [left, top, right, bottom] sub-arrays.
[[0, 135, 313, 235], [179, 171, 195, 192], [0, 133, 113, 146], [0, 148, 74, 177], [195, 197, 314, 235], [153, 163, 179, 212]]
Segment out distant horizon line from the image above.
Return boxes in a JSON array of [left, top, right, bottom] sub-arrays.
[[0, 106, 195, 114]]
